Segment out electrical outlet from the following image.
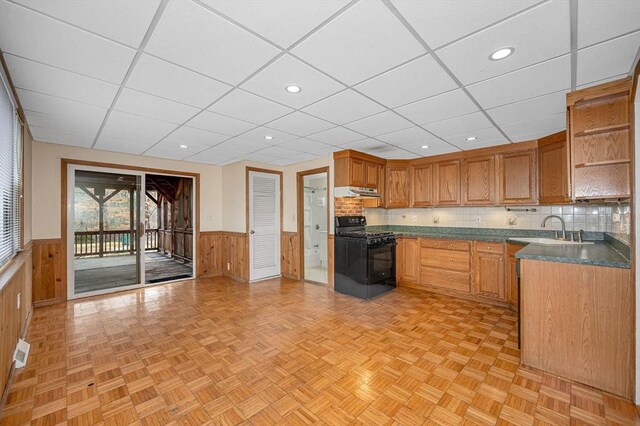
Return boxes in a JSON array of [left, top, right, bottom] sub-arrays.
[[16, 292, 20, 309], [226, 262, 231, 271], [412, 215, 417, 222], [475, 216, 481, 223]]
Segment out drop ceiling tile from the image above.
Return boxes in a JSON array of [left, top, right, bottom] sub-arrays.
[[162, 126, 229, 148], [355, 55, 458, 108], [0, 2, 136, 84], [424, 111, 494, 137], [202, 0, 349, 48], [460, 138, 510, 150], [187, 144, 240, 164], [185, 110, 256, 136], [441, 126, 507, 148], [577, 32, 640, 86], [376, 126, 440, 147], [257, 146, 303, 159], [291, 0, 425, 85], [437, 1, 570, 85], [466, 54, 571, 109], [145, 0, 279, 85], [341, 138, 396, 153], [276, 138, 333, 153], [278, 153, 322, 164], [11, 0, 160, 47], [239, 126, 298, 144], [344, 111, 414, 137], [307, 126, 366, 146], [24, 110, 100, 140], [144, 140, 213, 161], [127, 54, 231, 108], [266, 112, 334, 136], [396, 89, 478, 125], [380, 148, 420, 160], [96, 110, 178, 154], [114, 88, 200, 124], [302, 90, 385, 124], [577, 0, 640, 48], [242, 151, 280, 163], [213, 138, 267, 155], [391, 0, 539, 49], [310, 144, 343, 156], [576, 74, 628, 90], [28, 125, 96, 147], [241, 55, 344, 109], [501, 112, 566, 141], [5, 54, 118, 108], [405, 144, 460, 157], [486, 90, 567, 125], [17, 89, 107, 127], [209, 90, 293, 125]]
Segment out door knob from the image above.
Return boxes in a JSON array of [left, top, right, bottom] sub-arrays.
[[250, 230, 255, 234]]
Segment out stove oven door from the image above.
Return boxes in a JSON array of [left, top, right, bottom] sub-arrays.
[[367, 241, 396, 284]]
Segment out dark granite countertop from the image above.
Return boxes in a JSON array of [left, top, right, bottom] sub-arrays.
[[514, 241, 630, 269]]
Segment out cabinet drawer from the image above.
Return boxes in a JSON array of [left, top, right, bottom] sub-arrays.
[[476, 242, 505, 254], [421, 267, 470, 293], [421, 248, 470, 272], [420, 238, 469, 251]]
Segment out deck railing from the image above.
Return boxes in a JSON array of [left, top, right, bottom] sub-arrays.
[[74, 229, 159, 257]]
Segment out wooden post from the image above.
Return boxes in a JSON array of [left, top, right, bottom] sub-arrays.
[[98, 188, 104, 258], [129, 188, 135, 255]]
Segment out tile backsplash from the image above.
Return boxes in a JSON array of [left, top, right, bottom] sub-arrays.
[[365, 204, 631, 239]]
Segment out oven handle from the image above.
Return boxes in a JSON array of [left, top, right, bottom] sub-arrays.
[[368, 240, 397, 247]]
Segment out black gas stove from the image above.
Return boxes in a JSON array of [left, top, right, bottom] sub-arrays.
[[334, 216, 396, 300]]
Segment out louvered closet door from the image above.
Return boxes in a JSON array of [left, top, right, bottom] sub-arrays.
[[249, 171, 281, 281]]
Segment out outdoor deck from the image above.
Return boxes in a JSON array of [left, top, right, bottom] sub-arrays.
[[74, 252, 193, 294]]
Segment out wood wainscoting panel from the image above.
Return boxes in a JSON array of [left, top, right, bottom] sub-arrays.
[[222, 232, 248, 283], [521, 259, 633, 399], [31, 239, 62, 306], [281, 232, 300, 280], [197, 231, 223, 278]]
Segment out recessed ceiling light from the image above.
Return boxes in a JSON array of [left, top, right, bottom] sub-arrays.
[[285, 85, 301, 94], [264, 136, 273, 140], [466, 136, 477, 141], [421, 145, 430, 149], [489, 47, 514, 61], [179, 144, 188, 149]]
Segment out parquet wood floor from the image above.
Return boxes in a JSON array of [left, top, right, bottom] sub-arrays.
[[1, 277, 638, 425]]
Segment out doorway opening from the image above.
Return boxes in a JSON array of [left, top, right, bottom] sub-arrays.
[[298, 168, 329, 285]]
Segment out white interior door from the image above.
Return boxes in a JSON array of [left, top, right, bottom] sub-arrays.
[[249, 171, 281, 281]]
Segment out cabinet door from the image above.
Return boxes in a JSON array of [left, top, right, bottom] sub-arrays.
[[411, 164, 433, 207], [539, 132, 570, 204], [350, 159, 366, 187], [435, 160, 461, 205], [365, 162, 378, 188], [498, 150, 537, 205], [386, 166, 410, 208], [462, 155, 495, 205], [474, 251, 506, 301], [399, 238, 419, 283]]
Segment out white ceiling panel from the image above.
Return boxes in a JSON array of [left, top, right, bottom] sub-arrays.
[[307, 126, 365, 146], [424, 111, 494, 138], [5, 54, 118, 108], [24, 110, 100, 141], [185, 110, 256, 136], [302, 89, 385, 125], [405, 144, 460, 157], [486, 90, 567, 125], [576, 74, 628, 90], [292, 0, 425, 85], [467, 55, 571, 109], [201, 0, 349, 48], [577, 0, 640, 48], [501, 112, 566, 141], [241, 55, 344, 108], [214, 138, 273, 155], [145, 0, 279, 85], [391, 0, 540, 49], [238, 126, 297, 144], [379, 148, 420, 159], [187, 143, 241, 164], [0, 2, 136, 84], [355, 55, 458, 108], [17, 89, 107, 127], [10, 0, 160, 47], [144, 139, 213, 161], [242, 150, 280, 163], [275, 152, 322, 164], [396, 89, 478, 125], [266, 112, 334, 136], [126, 54, 231, 108], [437, 1, 570, 85], [341, 138, 396, 152], [276, 138, 333, 152], [162, 126, 229, 148], [309, 144, 342, 156], [376, 126, 440, 147], [252, 145, 301, 159], [29, 125, 96, 148], [209, 90, 293, 125], [114, 88, 200, 124], [344, 111, 414, 137], [577, 32, 640, 86], [441, 126, 507, 148], [96, 110, 178, 154]]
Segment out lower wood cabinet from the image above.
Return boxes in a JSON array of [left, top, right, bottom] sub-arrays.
[[506, 243, 523, 310], [472, 242, 506, 301], [418, 239, 471, 294], [396, 238, 419, 284]]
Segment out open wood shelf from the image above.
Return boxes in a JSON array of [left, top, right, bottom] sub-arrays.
[[573, 123, 630, 137], [574, 159, 630, 168]]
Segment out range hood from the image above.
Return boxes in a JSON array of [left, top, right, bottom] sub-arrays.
[[334, 186, 382, 198]]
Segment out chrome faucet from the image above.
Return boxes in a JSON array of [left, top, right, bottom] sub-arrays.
[[540, 215, 567, 240]]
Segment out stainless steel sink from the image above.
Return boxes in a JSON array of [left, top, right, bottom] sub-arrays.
[[509, 237, 595, 246]]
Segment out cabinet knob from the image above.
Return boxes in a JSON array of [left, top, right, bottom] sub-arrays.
[[433, 256, 438, 260], [487, 246, 491, 249], [449, 258, 453, 261], [500, 258, 503, 261], [450, 244, 454, 247], [449, 278, 453, 282]]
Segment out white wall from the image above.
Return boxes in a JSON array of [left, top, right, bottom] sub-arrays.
[[31, 141, 223, 239]]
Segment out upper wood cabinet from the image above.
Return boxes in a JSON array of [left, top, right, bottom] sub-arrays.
[[538, 131, 570, 204], [435, 160, 461, 206], [333, 150, 386, 189], [497, 149, 537, 205], [385, 161, 410, 208], [462, 155, 495, 205], [567, 78, 631, 200], [411, 163, 434, 207], [350, 158, 366, 186]]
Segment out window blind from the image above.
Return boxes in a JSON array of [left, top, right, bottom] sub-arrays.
[[0, 73, 21, 267]]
